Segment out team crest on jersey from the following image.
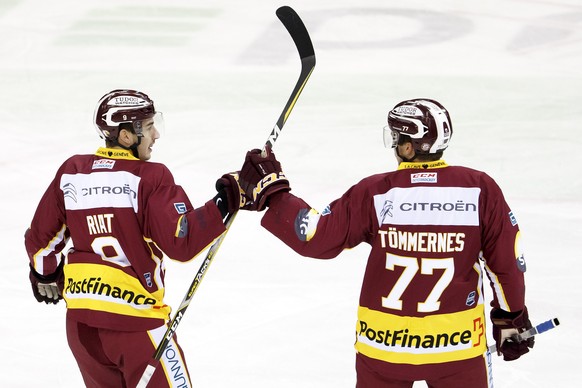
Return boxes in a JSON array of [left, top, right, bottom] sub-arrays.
[[92, 159, 116, 170], [411, 172, 437, 184], [144, 272, 153, 287], [174, 202, 187, 214]]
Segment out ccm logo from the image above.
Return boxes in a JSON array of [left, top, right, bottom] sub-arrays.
[[411, 172, 438, 183]]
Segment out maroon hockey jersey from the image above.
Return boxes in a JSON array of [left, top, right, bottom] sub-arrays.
[[261, 160, 526, 380], [25, 147, 226, 331]]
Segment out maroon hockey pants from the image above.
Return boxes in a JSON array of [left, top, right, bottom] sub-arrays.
[[355, 353, 492, 388], [66, 316, 192, 387]]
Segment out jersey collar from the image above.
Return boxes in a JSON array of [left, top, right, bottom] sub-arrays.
[[397, 160, 448, 170], [95, 147, 139, 160]]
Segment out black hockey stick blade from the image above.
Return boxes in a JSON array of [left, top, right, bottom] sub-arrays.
[[276, 6, 315, 61], [266, 6, 316, 150]]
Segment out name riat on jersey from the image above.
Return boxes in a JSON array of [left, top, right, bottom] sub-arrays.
[[87, 213, 114, 235]]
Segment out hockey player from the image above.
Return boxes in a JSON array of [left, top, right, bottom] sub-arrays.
[[25, 89, 243, 388], [236, 98, 534, 387]]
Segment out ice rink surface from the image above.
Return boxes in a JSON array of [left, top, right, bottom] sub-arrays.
[[1, 0, 581, 386]]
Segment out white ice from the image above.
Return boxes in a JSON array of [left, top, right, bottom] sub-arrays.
[[1, 0, 580, 387]]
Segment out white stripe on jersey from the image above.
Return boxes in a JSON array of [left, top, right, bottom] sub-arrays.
[[483, 263, 510, 311], [60, 171, 141, 212], [374, 186, 481, 226], [33, 224, 67, 273]]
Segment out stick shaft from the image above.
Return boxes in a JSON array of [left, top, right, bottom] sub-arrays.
[[136, 7, 315, 387]]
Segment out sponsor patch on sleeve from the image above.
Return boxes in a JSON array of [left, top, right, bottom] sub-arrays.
[[174, 202, 187, 214], [508, 211, 518, 226], [294, 208, 320, 242]]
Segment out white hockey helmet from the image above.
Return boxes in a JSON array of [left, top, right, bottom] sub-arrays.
[[384, 98, 453, 154]]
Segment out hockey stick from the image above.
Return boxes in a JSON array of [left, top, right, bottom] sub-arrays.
[[264, 5, 316, 151], [136, 6, 315, 388], [488, 317, 560, 354]]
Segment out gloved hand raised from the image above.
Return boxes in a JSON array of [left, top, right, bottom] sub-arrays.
[[491, 307, 535, 361], [29, 260, 64, 304], [238, 148, 290, 211], [214, 172, 247, 221]]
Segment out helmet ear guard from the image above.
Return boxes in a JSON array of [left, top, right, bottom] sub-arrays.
[[385, 99, 453, 155]]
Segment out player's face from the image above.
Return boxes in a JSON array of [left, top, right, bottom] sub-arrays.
[[137, 117, 160, 161], [394, 145, 404, 164]]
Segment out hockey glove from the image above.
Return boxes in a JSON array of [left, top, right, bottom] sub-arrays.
[[238, 148, 290, 211], [491, 307, 535, 361], [29, 260, 64, 304], [214, 172, 248, 221]]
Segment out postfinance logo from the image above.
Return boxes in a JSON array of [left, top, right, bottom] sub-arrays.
[[355, 306, 486, 364], [64, 263, 169, 319], [65, 276, 156, 306], [358, 321, 473, 349]]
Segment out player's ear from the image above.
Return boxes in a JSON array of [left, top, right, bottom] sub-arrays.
[[117, 128, 135, 147], [401, 141, 416, 160]]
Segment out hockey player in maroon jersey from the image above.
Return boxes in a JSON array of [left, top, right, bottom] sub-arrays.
[[25, 89, 244, 388], [236, 98, 534, 387]]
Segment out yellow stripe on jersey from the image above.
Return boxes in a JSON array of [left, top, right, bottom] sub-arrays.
[[397, 160, 449, 170], [175, 214, 185, 238], [304, 208, 320, 242], [95, 147, 139, 160], [63, 263, 170, 320], [355, 305, 487, 365], [143, 237, 164, 289]]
